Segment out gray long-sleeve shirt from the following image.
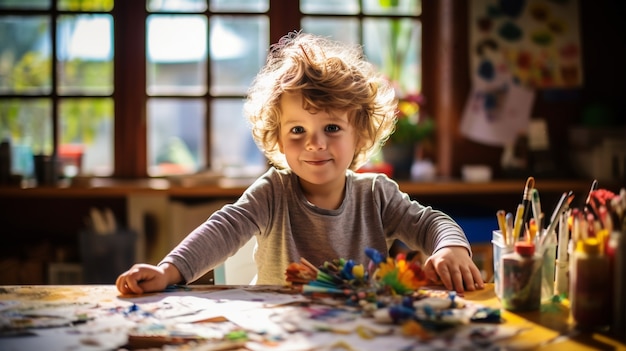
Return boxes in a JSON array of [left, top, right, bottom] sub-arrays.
[[160, 167, 471, 285]]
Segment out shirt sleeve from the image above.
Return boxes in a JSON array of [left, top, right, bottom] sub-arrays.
[[159, 169, 275, 283], [373, 174, 472, 256]]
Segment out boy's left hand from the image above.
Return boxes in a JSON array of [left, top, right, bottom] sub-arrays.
[[422, 246, 485, 293]]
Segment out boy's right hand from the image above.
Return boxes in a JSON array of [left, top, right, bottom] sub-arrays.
[[115, 263, 181, 295]]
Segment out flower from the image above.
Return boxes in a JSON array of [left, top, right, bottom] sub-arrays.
[[373, 252, 428, 295], [388, 90, 435, 145]]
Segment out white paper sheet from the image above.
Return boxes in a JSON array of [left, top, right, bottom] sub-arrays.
[[460, 76, 535, 146]]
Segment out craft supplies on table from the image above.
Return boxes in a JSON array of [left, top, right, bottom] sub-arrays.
[[569, 237, 611, 331], [493, 179, 626, 339], [501, 241, 542, 312], [0, 284, 517, 351], [2, 283, 626, 351]]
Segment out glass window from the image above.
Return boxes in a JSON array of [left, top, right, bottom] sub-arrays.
[[57, 14, 114, 95], [363, 18, 421, 93], [209, 15, 268, 96], [58, 0, 113, 11], [302, 0, 422, 94], [147, 15, 208, 96], [0, 1, 115, 180], [147, 98, 206, 176], [145, 11, 268, 175], [0, 0, 50, 9], [0, 99, 52, 176], [0, 99, 52, 154], [59, 98, 113, 177], [300, 0, 358, 15], [301, 17, 359, 45], [0, 0, 424, 181], [210, 0, 268, 13], [211, 98, 265, 173], [147, 0, 207, 12], [363, 0, 420, 15], [0, 16, 52, 94]]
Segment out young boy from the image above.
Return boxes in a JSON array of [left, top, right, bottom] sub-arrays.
[[116, 32, 484, 295]]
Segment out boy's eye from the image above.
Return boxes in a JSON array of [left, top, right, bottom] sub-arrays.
[[290, 126, 305, 134], [325, 124, 340, 133]]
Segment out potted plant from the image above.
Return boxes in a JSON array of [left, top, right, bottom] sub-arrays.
[[382, 89, 435, 179]]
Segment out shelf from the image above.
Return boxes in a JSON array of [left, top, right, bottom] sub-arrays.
[[0, 178, 600, 199], [396, 179, 597, 196]]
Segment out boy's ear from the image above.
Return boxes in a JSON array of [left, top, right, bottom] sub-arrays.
[[354, 136, 367, 153], [277, 139, 284, 154]]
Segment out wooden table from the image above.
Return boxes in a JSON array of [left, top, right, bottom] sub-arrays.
[[0, 284, 624, 351]]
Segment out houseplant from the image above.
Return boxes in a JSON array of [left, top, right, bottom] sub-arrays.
[[382, 89, 435, 179]]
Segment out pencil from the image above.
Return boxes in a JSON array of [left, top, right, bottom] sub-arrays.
[[513, 203, 525, 246], [497, 210, 507, 245], [506, 212, 514, 246]]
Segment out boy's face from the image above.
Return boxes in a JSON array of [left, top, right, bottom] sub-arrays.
[[277, 92, 358, 187]]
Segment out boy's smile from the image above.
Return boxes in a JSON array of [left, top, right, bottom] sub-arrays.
[[305, 159, 331, 166]]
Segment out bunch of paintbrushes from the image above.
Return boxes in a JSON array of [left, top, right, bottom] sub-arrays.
[[496, 176, 542, 248], [285, 257, 367, 295], [496, 176, 578, 253], [285, 248, 428, 297]]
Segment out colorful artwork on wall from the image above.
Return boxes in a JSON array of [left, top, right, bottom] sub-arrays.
[[469, 0, 583, 89]]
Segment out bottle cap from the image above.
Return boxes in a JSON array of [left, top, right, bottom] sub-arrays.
[[582, 238, 601, 255], [514, 241, 535, 256]]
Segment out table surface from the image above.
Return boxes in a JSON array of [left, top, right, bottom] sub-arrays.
[[0, 284, 624, 351]]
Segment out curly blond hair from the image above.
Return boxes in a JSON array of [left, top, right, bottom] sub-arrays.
[[244, 31, 397, 170]]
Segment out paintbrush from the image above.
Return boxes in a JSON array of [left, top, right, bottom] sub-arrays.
[[584, 179, 599, 219], [541, 190, 575, 250], [531, 188, 542, 230], [517, 176, 535, 240]]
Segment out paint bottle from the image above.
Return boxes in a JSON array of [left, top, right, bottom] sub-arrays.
[[607, 230, 625, 341], [501, 241, 542, 312], [569, 238, 611, 331]]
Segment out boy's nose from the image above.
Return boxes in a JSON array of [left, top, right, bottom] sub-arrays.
[[306, 132, 326, 150]]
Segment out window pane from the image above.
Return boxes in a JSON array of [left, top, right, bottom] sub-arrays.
[[363, 18, 421, 93], [0, 16, 52, 94], [301, 17, 359, 45], [0, 0, 50, 9], [59, 98, 113, 177], [363, 0, 420, 15], [0, 98, 52, 178], [58, 0, 114, 11], [147, 15, 207, 96], [211, 98, 265, 173], [210, 15, 268, 96], [300, 0, 358, 14], [147, 0, 207, 12], [147, 98, 205, 176], [57, 14, 114, 95], [210, 0, 268, 13]]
